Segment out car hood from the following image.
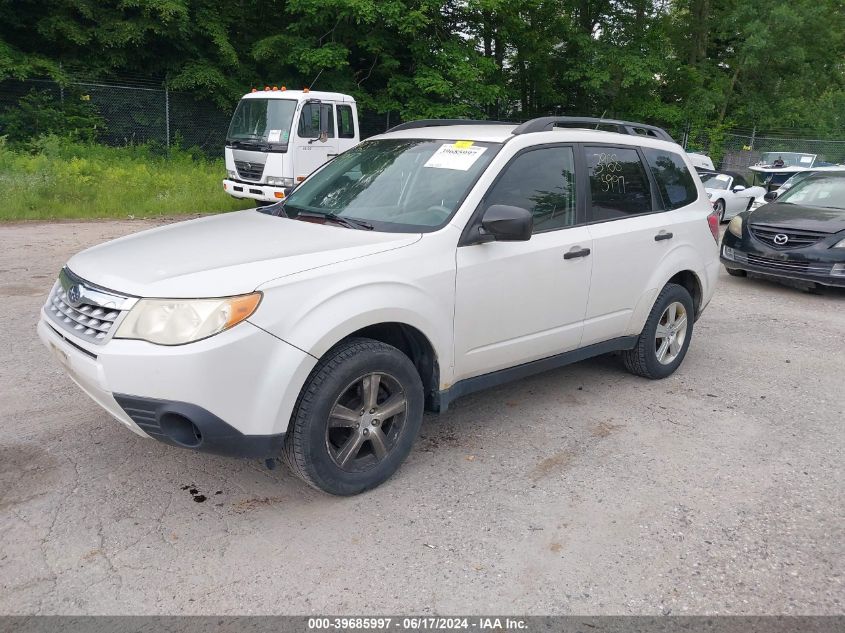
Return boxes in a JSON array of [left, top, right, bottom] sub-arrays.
[[66, 210, 421, 297], [748, 202, 845, 234]]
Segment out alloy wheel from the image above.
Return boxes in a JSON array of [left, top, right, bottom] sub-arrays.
[[655, 301, 688, 365], [325, 372, 407, 472]]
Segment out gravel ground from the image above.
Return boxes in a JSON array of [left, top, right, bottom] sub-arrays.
[[0, 218, 843, 615]]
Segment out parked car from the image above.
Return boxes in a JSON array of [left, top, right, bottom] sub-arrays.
[[39, 116, 721, 495], [721, 172, 845, 289], [750, 166, 845, 210], [699, 170, 766, 221]]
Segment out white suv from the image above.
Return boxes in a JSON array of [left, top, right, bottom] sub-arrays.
[[39, 117, 721, 495]]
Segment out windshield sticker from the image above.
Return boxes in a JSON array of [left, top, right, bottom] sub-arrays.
[[714, 174, 730, 181], [799, 156, 813, 164], [454, 140, 474, 148], [267, 129, 282, 143], [424, 143, 487, 171]]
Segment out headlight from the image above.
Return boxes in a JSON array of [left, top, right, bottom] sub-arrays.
[[227, 170, 236, 179], [727, 215, 743, 238], [833, 237, 845, 248], [115, 293, 261, 345], [266, 177, 293, 188]]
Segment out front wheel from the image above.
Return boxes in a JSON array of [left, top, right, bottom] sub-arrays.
[[623, 283, 695, 379], [284, 338, 424, 495]]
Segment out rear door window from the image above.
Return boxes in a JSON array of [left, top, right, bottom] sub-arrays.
[[585, 146, 654, 220], [643, 148, 699, 209]]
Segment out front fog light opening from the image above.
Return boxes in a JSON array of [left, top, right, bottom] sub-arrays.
[[159, 412, 203, 448]]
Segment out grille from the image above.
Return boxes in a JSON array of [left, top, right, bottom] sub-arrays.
[[745, 254, 831, 275], [45, 269, 134, 345], [749, 225, 827, 249], [234, 160, 265, 181]]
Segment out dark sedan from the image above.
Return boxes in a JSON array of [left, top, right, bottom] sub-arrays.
[[720, 172, 845, 289]]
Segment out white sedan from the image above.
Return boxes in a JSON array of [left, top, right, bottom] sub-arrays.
[[699, 171, 766, 222]]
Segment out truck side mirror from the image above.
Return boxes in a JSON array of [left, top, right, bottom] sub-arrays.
[[319, 107, 329, 142], [764, 191, 778, 201]]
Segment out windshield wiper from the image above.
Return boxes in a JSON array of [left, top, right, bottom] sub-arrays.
[[294, 210, 374, 230]]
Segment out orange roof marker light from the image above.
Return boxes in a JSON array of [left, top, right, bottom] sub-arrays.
[[264, 86, 270, 91], [303, 87, 310, 93], [281, 86, 286, 91], [272, 86, 278, 91], [251, 88, 257, 93]]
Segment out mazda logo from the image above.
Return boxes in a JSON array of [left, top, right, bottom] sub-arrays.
[[773, 233, 789, 246], [66, 284, 84, 307]]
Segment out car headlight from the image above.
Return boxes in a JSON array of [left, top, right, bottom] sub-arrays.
[[833, 237, 845, 248], [727, 215, 743, 238], [227, 170, 236, 179], [115, 293, 261, 345]]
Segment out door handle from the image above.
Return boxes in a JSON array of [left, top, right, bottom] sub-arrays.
[[654, 231, 674, 241], [563, 247, 591, 260]]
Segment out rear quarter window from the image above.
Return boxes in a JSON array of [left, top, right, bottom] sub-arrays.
[[643, 148, 698, 210]]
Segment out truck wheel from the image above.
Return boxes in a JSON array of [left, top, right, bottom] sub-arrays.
[[622, 283, 694, 380], [284, 338, 424, 495]]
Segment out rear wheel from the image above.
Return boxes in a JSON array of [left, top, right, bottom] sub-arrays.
[[623, 283, 694, 380], [283, 338, 424, 495]]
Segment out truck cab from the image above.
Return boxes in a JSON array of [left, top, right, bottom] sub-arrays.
[[223, 88, 359, 204]]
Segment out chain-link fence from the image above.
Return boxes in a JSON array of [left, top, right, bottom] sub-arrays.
[[680, 129, 845, 177], [0, 77, 403, 156], [2, 77, 843, 169]]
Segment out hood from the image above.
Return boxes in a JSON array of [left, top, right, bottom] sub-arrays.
[[67, 210, 421, 297], [748, 202, 845, 234]]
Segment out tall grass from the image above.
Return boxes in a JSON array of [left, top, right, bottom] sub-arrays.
[[0, 136, 253, 220]]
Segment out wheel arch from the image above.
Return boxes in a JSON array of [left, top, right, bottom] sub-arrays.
[[335, 322, 442, 412]]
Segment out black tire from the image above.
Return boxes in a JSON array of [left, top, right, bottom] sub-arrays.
[[283, 338, 424, 495], [726, 267, 747, 277], [623, 283, 695, 380], [714, 199, 726, 223]]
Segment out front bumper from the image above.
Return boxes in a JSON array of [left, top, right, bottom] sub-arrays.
[[223, 178, 287, 203], [38, 313, 317, 457], [720, 235, 845, 288]]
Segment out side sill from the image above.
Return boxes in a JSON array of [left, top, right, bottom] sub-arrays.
[[434, 336, 638, 413]]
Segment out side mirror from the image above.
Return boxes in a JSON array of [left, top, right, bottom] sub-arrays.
[[478, 205, 532, 242], [732, 185, 746, 193], [764, 191, 778, 201], [319, 107, 329, 142]]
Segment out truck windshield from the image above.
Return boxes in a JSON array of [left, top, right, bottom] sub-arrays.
[[282, 138, 500, 232], [227, 98, 296, 148]]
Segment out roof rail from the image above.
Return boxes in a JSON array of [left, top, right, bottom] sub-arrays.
[[386, 119, 515, 133], [512, 117, 675, 142]]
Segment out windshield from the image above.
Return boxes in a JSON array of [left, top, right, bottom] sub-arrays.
[[227, 98, 296, 148], [700, 173, 730, 190], [778, 170, 815, 191], [778, 176, 845, 209], [760, 152, 816, 168], [282, 138, 500, 232]]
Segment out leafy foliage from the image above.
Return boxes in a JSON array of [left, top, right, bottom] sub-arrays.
[[0, 0, 843, 132]]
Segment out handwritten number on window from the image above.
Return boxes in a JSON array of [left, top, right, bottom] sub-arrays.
[[593, 153, 625, 193]]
